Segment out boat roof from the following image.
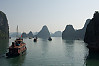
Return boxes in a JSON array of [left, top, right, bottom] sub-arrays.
[[15, 40, 23, 42], [9, 43, 26, 49]]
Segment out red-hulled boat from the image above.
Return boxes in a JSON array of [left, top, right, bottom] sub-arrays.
[[6, 38, 27, 57]]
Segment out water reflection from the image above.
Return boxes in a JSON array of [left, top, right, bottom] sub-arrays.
[[0, 37, 96, 66], [0, 39, 9, 56], [86, 52, 99, 66], [62, 40, 75, 65], [40, 38, 49, 56], [7, 55, 26, 66], [62, 39, 88, 66], [62, 40, 75, 55], [63, 40, 75, 44]]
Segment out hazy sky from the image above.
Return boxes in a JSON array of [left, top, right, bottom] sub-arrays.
[[0, 0, 98, 33]]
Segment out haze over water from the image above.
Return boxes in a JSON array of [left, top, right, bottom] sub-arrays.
[[1, 37, 98, 66]]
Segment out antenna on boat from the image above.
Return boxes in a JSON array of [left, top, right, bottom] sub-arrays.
[[16, 25, 18, 38]]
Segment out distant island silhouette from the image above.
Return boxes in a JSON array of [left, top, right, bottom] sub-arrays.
[[20, 25, 51, 39], [2, 9, 98, 42], [21, 32, 28, 38], [21, 31, 34, 38], [62, 19, 90, 40], [10, 19, 91, 39], [28, 31, 34, 38], [37, 25, 50, 39], [51, 31, 62, 37]]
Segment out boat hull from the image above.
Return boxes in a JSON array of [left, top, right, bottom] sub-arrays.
[[6, 52, 20, 57], [34, 39, 37, 42], [6, 49, 26, 57]]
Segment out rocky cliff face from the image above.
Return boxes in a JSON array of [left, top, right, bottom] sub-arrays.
[[37, 25, 50, 39], [84, 11, 99, 44], [62, 25, 76, 40], [82, 19, 91, 30], [62, 19, 90, 40], [0, 11, 9, 39], [75, 19, 91, 40]]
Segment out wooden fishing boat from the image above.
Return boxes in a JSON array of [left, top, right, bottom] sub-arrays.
[[6, 38, 27, 57]]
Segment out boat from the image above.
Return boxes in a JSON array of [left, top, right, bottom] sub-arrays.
[[29, 37, 32, 39], [6, 38, 27, 57], [34, 37, 37, 42], [9, 37, 11, 39], [6, 25, 27, 57], [48, 37, 52, 41]]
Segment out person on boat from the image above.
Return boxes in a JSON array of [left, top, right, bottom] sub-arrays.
[[15, 41, 20, 46]]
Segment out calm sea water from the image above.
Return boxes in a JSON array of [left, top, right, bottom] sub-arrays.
[[0, 37, 99, 66]]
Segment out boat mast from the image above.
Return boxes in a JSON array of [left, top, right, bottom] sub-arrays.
[[16, 25, 18, 37]]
